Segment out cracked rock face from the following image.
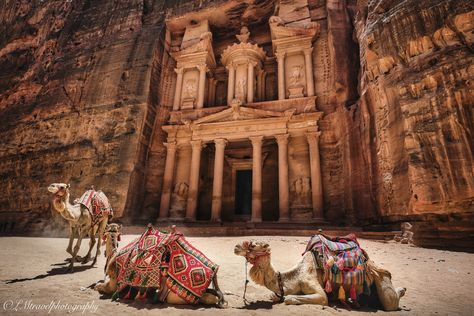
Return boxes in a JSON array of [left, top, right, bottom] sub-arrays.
[[0, 0, 473, 246]]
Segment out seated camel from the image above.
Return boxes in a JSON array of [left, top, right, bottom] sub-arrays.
[[234, 238, 406, 311], [95, 225, 226, 308], [48, 183, 112, 271]]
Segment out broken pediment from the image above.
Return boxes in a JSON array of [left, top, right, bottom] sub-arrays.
[[191, 100, 293, 125]]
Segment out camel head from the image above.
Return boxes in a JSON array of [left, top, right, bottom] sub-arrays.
[[103, 223, 122, 248], [234, 240, 271, 264], [48, 183, 70, 198]]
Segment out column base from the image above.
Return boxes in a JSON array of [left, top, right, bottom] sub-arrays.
[[278, 217, 290, 223], [250, 218, 262, 223], [210, 218, 222, 223]]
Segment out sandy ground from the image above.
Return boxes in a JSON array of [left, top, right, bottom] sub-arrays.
[[0, 234, 473, 316]]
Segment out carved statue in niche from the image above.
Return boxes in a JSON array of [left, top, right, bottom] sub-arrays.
[[235, 76, 247, 101], [170, 182, 189, 217], [181, 78, 197, 109], [291, 177, 311, 208], [288, 64, 305, 98]]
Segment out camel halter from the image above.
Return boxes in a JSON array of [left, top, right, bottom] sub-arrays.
[[242, 247, 284, 303]]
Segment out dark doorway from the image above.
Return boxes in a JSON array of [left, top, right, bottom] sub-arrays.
[[235, 170, 252, 218]]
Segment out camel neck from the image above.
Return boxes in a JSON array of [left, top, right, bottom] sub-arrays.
[[250, 256, 282, 295], [55, 192, 80, 221]]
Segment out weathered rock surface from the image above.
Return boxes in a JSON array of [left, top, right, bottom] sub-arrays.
[[0, 0, 473, 249]]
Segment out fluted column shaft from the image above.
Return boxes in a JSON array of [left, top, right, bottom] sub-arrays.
[[247, 62, 255, 103], [186, 140, 204, 220], [197, 64, 207, 109], [211, 139, 228, 221], [227, 64, 235, 105], [306, 132, 323, 219], [276, 52, 286, 100], [275, 134, 290, 221], [250, 136, 263, 222], [159, 142, 178, 218], [173, 68, 184, 110], [303, 48, 315, 97]]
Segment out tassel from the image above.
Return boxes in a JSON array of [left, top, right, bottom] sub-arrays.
[[122, 287, 132, 300], [350, 285, 357, 300], [338, 285, 346, 301], [325, 280, 333, 293], [136, 289, 147, 300], [111, 291, 119, 301]]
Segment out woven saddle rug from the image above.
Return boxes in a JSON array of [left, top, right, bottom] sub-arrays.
[[77, 190, 113, 226], [304, 234, 369, 298], [115, 227, 219, 304]]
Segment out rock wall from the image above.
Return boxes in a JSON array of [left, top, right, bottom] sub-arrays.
[[0, 0, 169, 232], [354, 0, 474, 220]]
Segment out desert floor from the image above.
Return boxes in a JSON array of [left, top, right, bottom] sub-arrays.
[[0, 235, 473, 316]]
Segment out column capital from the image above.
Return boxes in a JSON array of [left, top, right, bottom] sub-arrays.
[[303, 47, 313, 56], [275, 134, 289, 145], [275, 51, 286, 61], [164, 141, 178, 151], [190, 139, 205, 149], [306, 131, 322, 143], [174, 67, 184, 75], [225, 63, 235, 71], [197, 64, 208, 72], [249, 135, 264, 146], [214, 138, 228, 148]]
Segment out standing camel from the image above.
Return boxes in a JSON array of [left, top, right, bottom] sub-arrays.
[[48, 183, 110, 271], [234, 240, 406, 311]]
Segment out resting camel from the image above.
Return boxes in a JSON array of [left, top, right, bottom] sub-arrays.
[[234, 240, 406, 311], [95, 226, 226, 308], [48, 183, 108, 271]]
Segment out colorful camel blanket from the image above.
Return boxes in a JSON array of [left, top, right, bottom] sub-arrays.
[[77, 190, 113, 225], [304, 234, 368, 297], [114, 226, 218, 304]]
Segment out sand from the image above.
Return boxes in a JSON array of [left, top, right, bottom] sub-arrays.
[[0, 234, 473, 316]]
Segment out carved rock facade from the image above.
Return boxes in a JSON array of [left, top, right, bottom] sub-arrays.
[[0, 0, 473, 247]]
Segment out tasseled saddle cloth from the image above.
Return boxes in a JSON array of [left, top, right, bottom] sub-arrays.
[[304, 234, 369, 301], [77, 190, 113, 225], [114, 226, 218, 304]]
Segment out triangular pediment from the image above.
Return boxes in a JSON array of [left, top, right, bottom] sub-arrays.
[[192, 105, 294, 125]]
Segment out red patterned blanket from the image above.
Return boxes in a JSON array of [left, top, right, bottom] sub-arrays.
[[77, 190, 113, 225], [115, 226, 218, 304]]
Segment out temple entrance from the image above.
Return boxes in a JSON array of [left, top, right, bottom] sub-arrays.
[[234, 170, 252, 219]]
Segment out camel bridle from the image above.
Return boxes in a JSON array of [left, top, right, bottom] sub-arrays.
[[241, 243, 284, 303]]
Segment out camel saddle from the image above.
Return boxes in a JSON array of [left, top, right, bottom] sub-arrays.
[[77, 190, 113, 225], [304, 233, 369, 297], [114, 226, 218, 304]]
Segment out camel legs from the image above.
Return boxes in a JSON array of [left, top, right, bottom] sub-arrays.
[[66, 226, 75, 256], [82, 225, 97, 264], [69, 229, 85, 271], [373, 275, 406, 311], [284, 283, 328, 306], [92, 219, 107, 266]]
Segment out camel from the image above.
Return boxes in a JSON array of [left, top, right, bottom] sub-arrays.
[[95, 226, 226, 308], [48, 183, 109, 271], [234, 240, 406, 311]]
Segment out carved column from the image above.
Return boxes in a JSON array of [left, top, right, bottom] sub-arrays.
[[306, 132, 323, 220], [303, 48, 315, 97], [247, 61, 255, 103], [208, 78, 217, 107], [185, 140, 204, 221], [276, 52, 286, 100], [250, 136, 263, 222], [197, 64, 207, 109], [159, 142, 178, 218], [227, 64, 235, 105], [211, 138, 228, 221], [275, 134, 290, 221], [173, 68, 184, 111]]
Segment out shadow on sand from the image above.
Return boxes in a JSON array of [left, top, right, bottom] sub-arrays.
[[4, 261, 96, 284]]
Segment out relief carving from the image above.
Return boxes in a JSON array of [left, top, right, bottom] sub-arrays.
[[291, 177, 312, 208], [170, 182, 189, 217], [181, 78, 197, 109], [235, 77, 247, 101], [288, 64, 305, 98]]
